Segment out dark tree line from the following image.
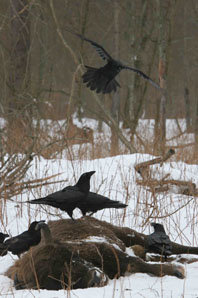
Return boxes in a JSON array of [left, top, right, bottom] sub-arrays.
[[0, 0, 198, 156]]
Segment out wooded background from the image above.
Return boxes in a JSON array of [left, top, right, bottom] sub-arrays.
[[0, 0, 197, 157]]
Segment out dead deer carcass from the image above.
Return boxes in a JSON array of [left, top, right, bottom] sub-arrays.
[[6, 217, 187, 290]]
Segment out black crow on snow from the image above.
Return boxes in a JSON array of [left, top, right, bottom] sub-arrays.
[[66, 29, 160, 94], [5, 220, 45, 258], [79, 191, 127, 216], [146, 222, 172, 260], [27, 171, 96, 220]]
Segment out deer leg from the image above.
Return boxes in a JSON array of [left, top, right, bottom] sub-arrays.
[[127, 256, 185, 279]]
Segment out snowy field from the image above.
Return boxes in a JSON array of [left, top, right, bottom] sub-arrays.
[[0, 119, 198, 297]]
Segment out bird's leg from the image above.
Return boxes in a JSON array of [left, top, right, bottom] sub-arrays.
[[67, 211, 75, 221], [88, 212, 94, 216]]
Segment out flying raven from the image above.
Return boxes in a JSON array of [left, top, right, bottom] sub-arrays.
[[78, 192, 127, 216], [146, 223, 172, 260], [27, 171, 96, 220], [66, 29, 160, 94], [5, 220, 45, 258]]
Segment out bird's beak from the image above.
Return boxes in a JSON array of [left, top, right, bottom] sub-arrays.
[[35, 220, 46, 231], [88, 171, 96, 177]]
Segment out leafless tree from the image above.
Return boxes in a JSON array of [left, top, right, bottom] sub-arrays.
[[110, 0, 120, 155], [154, 0, 171, 155]]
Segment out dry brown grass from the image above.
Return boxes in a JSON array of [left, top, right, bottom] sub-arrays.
[[0, 118, 198, 297], [1, 116, 198, 248]]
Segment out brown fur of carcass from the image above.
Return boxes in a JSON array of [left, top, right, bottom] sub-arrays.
[[6, 217, 185, 290]]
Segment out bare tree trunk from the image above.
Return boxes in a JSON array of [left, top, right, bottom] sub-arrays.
[[183, 2, 192, 132], [110, 0, 120, 156], [123, 0, 136, 128], [77, 0, 90, 121], [154, 0, 169, 155], [194, 94, 198, 154], [184, 87, 191, 132], [123, 0, 157, 145], [192, 1, 198, 154], [6, 0, 31, 153], [8, 0, 30, 113]]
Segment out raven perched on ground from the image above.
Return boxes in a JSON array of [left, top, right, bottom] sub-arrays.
[[27, 171, 96, 220], [5, 220, 45, 258], [66, 29, 160, 94], [146, 223, 172, 260], [79, 192, 127, 216]]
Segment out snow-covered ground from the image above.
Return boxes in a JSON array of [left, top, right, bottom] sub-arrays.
[[0, 153, 198, 297], [0, 118, 198, 297]]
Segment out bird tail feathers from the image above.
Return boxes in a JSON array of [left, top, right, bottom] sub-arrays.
[[26, 198, 46, 204], [105, 202, 127, 209], [83, 65, 120, 94]]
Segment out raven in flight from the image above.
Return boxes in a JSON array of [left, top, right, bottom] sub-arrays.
[[146, 223, 172, 260], [5, 220, 45, 257], [66, 29, 160, 94], [27, 171, 96, 220], [79, 192, 127, 216]]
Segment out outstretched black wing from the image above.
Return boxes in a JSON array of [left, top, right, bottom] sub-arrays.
[[66, 29, 113, 61], [124, 65, 160, 90], [66, 28, 160, 92]]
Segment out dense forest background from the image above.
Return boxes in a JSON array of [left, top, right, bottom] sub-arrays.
[[0, 0, 198, 158]]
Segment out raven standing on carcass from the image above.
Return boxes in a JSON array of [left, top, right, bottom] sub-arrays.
[[27, 171, 96, 220], [66, 29, 160, 94], [146, 222, 172, 260], [4, 220, 45, 258]]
